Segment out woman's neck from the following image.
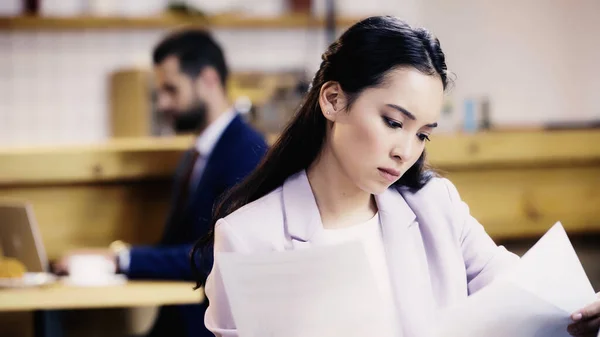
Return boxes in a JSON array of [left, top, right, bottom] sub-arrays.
[[307, 146, 377, 230]]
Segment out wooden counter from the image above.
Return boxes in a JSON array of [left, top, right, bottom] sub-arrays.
[[0, 281, 203, 312], [426, 130, 600, 239], [0, 136, 194, 185], [0, 136, 193, 259], [0, 130, 598, 257]]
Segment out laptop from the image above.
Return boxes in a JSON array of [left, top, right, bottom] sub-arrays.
[[0, 201, 49, 273]]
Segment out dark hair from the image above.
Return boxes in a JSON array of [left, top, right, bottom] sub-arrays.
[[153, 29, 229, 87], [191, 16, 450, 287]]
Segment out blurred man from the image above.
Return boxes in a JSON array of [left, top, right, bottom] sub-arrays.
[[57, 30, 268, 337]]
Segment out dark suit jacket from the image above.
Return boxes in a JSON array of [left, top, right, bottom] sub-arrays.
[[125, 115, 267, 337]]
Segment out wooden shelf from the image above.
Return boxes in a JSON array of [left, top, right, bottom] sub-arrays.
[[426, 129, 600, 169], [0, 135, 194, 185], [0, 14, 363, 31], [0, 130, 599, 185]]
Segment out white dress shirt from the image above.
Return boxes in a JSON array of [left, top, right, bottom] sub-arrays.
[[118, 108, 237, 272]]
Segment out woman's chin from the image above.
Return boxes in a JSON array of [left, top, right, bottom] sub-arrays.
[[361, 180, 393, 195]]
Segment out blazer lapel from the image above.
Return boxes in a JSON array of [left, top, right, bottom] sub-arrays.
[[282, 170, 325, 250], [376, 188, 436, 337], [184, 114, 243, 214]]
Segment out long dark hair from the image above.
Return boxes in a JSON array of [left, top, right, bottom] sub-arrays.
[[191, 16, 450, 287]]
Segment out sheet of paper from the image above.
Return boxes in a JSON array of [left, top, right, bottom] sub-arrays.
[[216, 242, 399, 337], [502, 222, 596, 313], [437, 222, 596, 337], [438, 281, 570, 337]]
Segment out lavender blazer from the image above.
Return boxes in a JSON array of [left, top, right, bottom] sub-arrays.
[[204, 170, 519, 337]]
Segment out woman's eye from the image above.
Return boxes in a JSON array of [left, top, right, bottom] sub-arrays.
[[418, 134, 431, 142], [383, 117, 402, 129]]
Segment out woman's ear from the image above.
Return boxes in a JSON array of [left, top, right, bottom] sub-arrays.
[[318, 81, 347, 122]]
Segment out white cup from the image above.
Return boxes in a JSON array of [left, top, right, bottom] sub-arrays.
[[67, 254, 116, 286]]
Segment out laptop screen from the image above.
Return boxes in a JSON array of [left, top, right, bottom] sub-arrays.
[[0, 202, 48, 273]]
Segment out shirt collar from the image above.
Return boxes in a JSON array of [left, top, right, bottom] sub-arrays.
[[195, 108, 237, 157]]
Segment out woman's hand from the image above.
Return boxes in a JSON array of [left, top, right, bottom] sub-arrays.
[[568, 293, 600, 337]]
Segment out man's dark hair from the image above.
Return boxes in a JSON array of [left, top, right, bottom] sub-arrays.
[[153, 29, 229, 87]]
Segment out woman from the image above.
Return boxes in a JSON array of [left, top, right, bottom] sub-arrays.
[[194, 16, 600, 337]]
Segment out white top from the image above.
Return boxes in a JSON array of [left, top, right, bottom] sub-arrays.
[[320, 213, 397, 321]]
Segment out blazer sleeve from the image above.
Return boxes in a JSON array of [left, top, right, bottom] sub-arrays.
[[204, 219, 245, 337], [443, 179, 520, 294], [126, 244, 195, 281]]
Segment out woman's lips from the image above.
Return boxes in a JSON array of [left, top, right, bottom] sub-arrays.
[[378, 167, 401, 182]]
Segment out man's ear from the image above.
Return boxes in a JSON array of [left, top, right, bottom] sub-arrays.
[[318, 81, 347, 122], [196, 67, 221, 91]]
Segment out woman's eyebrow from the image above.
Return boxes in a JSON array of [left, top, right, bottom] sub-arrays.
[[386, 104, 438, 128]]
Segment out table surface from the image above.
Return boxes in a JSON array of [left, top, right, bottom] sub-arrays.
[[0, 280, 204, 311]]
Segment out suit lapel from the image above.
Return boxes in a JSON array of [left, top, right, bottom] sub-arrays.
[[185, 115, 243, 214], [282, 171, 324, 250], [376, 188, 436, 337], [164, 116, 243, 242]]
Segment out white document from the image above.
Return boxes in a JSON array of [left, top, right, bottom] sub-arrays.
[[438, 222, 597, 337], [216, 242, 399, 337]]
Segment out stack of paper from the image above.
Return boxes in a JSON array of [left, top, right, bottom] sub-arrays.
[[217, 222, 596, 337], [217, 242, 399, 337], [437, 222, 597, 337]]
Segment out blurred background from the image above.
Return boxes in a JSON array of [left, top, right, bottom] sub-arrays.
[[0, 0, 599, 336], [0, 0, 597, 143]]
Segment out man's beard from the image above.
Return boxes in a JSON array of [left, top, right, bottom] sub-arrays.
[[171, 101, 208, 134]]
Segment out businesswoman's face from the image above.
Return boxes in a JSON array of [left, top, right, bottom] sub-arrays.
[[320, 67, 444, 194]]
